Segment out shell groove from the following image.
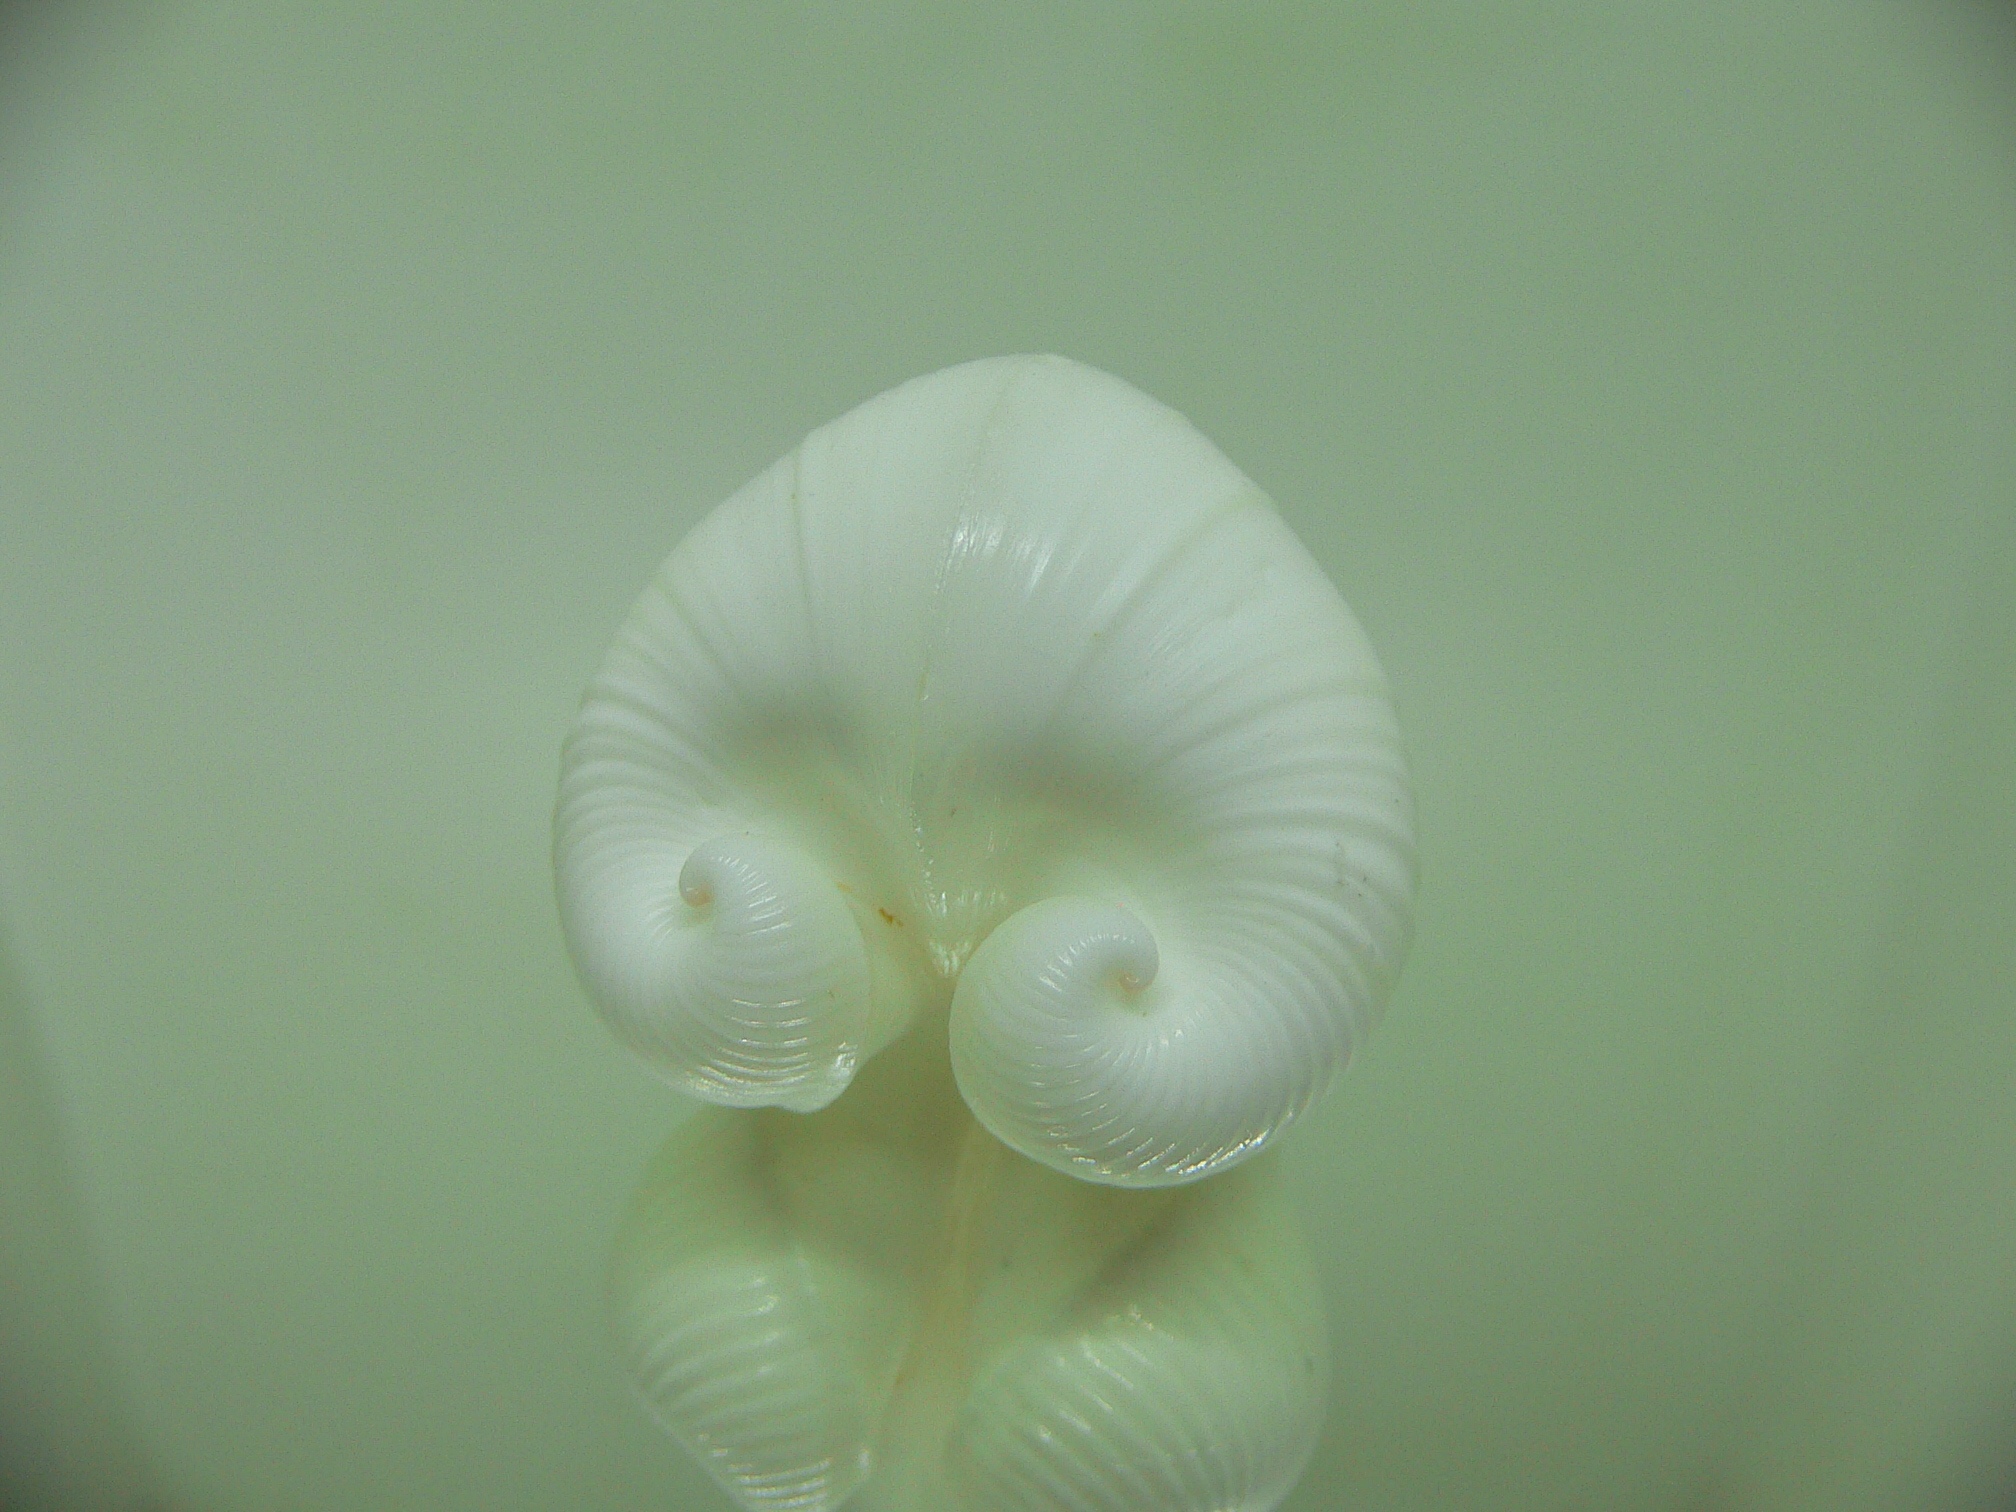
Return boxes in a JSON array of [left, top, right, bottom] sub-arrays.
[[556, 354, 1415, 1186]]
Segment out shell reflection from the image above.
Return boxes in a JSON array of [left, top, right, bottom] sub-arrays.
[[610, 1028, 1329, 1512]]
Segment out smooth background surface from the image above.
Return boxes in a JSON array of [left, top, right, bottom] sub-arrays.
[[2, 3, 2013, 1509]]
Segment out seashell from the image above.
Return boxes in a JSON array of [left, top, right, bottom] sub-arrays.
[[555, 354, 1415, 1186]]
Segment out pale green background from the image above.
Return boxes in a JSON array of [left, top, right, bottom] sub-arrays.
[[2, 2, 2013, 1509]]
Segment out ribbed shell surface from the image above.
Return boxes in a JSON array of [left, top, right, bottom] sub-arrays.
[[556, 354, 1415, 1186]]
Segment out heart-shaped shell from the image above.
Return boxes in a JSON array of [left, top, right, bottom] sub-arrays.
[[555, 355, 1415, 1186]]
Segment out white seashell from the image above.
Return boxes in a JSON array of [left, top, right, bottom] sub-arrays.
[[556, 354, 1415, 1186]]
